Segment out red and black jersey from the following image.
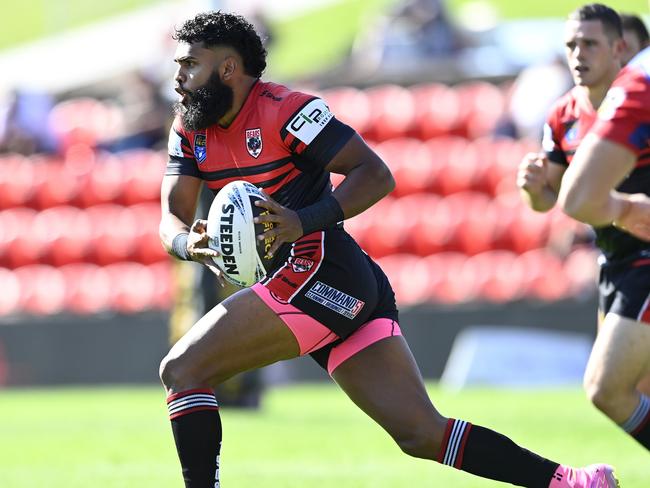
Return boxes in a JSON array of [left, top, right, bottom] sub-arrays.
[[166, 80, 355, 212], [544, 73, 650, 260], [542, 86, 596, 167]]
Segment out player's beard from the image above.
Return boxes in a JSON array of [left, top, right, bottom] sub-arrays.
[[173, 70, 234, 131]]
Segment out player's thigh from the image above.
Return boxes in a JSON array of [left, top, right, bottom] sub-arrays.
[[163, 287, 300, 387], [585, 313, 650, 392], [332, 335, 446, 443]]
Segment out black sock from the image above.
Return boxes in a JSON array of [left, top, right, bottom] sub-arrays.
[[167, 389, 222, 488], [621, 394, 650, 450], [438, 419, 558, 488]]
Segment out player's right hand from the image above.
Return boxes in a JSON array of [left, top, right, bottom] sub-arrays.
[[517, 152, 549, 195], [187, 219, 227, 286], [613, 193, 650, 242]]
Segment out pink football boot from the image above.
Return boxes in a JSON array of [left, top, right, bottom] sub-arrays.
[[549, 463, 620, 488]]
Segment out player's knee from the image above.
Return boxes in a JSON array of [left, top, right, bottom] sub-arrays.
[[159, 353, 194, 390], [584, 376, 617, 413], [393, 420, 446, 460]]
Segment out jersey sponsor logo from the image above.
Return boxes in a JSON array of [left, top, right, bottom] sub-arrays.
[[598, 86, 626, 121], [194, 133, 207, 163], [286, 99, 333, 145], [541, 123, 555, 152], [305, 281, 365, 319], [289, 256, 314, 273], [245, 128, 263, 158], [168, 128, 184, 157]]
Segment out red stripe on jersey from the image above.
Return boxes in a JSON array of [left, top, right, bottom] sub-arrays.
[[633, 258, 650, 267]]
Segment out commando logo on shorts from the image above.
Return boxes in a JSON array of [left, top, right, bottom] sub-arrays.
[[305, 281, 365, 319]]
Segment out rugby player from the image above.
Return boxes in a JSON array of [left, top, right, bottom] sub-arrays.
[[159, 11, 618, 487], [518, 3, 650, 453]]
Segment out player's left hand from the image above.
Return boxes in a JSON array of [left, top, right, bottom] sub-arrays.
[[254, 193, 302, 258]]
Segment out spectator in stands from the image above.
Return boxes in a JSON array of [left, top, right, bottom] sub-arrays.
[[620, 13, 649, 64], [0, 87, 57, 155], [348, 0, 463, 73], [102, 70, 170, 152]]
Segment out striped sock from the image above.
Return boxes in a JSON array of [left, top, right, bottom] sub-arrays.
[[620, 394, 650, 450], [438, 418, 558, 488], [167, 389, 222, 488]]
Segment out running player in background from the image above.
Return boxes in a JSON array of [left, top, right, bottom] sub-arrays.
[[160, 11, 619, 488], [518, 3, 650, 454], [620, 13, 649, 65]]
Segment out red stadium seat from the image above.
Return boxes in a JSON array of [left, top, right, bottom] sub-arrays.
[[454, 81, 506, 139], [104, 262, 157, 313], [119, 149, 166, 205], [59, 263, 112, 314], [148, 261, 173, 310], [130, 202, 168, 264], [14, 265, 66, 315], [77, 153, 126, 208], [32, 206, 92, 266], [48, 97, 124, 151], [563, 246, 599, 297], [0, 268, 21, 316], [409, 83, 463, 139], [516, 249, 571, 301], [363, 84, 416, 142], [463, 250, 524, 302], [410, 194, 457, 255], [321, 87, 371, 137], [424, 252, 478, 304], [356, 196, 402, 258], [86, 204, 137, 265], [0, 207, 43, 268], [0, 154, 36, 209], [31, 161, 81, 210], [376, 253, 429, 306]]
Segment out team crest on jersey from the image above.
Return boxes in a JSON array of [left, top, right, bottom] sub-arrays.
[[289, 256, 314, 273], [565, 121, 579, 142], [193, 134, 207, 163], [246, 128, 263, 158]]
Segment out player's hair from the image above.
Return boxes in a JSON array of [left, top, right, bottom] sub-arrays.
[[173, 11, 267, 78], [620, 13, 650, 46], [568, 3, 623, 41]]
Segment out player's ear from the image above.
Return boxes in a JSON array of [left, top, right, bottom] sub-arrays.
[[222, 55, 238, 80]]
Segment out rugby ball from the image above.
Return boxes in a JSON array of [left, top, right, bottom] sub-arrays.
[[206, 181, 275, 287]]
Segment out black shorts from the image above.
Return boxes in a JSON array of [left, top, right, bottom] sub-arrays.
[[257, 228, 399, 368], [598, 253, 650, 324]]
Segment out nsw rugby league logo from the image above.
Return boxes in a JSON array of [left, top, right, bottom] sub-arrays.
[[193, 133, 207, 163], [246, 128, 263, 158]]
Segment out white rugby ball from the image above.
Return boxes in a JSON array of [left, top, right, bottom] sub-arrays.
[[206, 180, 275, 287]]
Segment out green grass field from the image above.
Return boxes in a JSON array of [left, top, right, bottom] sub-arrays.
[[0, 384, 646, 487]]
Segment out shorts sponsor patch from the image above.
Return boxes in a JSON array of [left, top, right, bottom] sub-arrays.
[[305, 281, 365, 319], [285, 99, 333, 145]]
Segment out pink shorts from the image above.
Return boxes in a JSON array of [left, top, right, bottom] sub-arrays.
[[252, 283, 401, 375]]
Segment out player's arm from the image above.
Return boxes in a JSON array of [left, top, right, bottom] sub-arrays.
[[325, 133, 395, 219], [517, 152, 566, 212], [159, 173, 202, 255], [558, 133, 650, 237]]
